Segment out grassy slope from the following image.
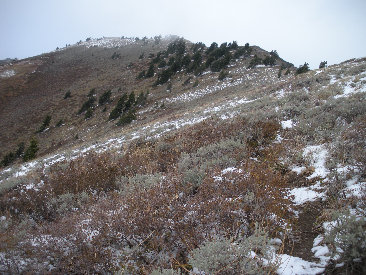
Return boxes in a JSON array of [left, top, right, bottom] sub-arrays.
[[0, 38, 365, 274]]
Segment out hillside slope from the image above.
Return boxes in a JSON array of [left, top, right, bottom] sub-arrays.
[[0, 37, 365, 274]]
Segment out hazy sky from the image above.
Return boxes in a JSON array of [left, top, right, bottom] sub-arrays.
[[1, 0, 365, 68]]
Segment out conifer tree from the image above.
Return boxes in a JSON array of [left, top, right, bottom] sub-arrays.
[[23, 138, 39, 162]]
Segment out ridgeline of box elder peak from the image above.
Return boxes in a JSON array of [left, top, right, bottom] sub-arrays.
[[0, 36, 365, 274]]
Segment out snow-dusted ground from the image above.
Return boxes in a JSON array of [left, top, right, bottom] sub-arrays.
[[1, 53, 365, 273], [288, 145, 328, 205], [78, 37, 136, 48], [0, 69, 16, 78]]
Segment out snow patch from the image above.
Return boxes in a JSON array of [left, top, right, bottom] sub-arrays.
[[288, 185, 325, 205], [303, 145, 329, 179], [281, 119, 293, 129], [291, 166, 306, 174], [0, 70, 16, 78], [277, 254, 325, 275]]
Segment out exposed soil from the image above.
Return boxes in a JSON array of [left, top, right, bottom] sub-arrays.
[[284, 200, 323, 261]]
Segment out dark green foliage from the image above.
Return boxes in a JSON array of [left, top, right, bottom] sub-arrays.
[[158, 60, 167, 68], [193, 80, 199, 87], [15, 142, 25, 158], [210, 53, 232, 72], [205, 56, 215, 68], [137, 70, 146, 79], [168, 56, 175, 66], [209, 47, 228, 60], [248, 55, 263, 68], [56, 119, 64, 127], [116, 110, 136, 126], [194, 65, 205, 76], [1, 142, 25, 166], [139, 53, 144, 59], [111, 52, 121, 60], [84, 108, 93, 120], [135, 91, 148, 107], [63, 90, 71, 99], [155, 69, 173, 85], [319, 61, 327, 69], [191, 42, 206, 53], [170, 58, 183, 73], [145, 64, 155, 78], [270, 50, 279, 59], [206, 42, 218, 55], [152, 52, 163, 64], [182, 54, 191, 68], [99, 90, 112, 105], [234, 48, 244, 59], [1, 152, 16, 167], [229, 41, 238, 50], [78, 96, 96, 114], [88, 88, 96, 98], [124, 92, 135, 112], [263, 55, 276, 66], [167, 38, 186, 55], [187, 52, 203, 73], [218, 70, 229, 81], [38, 115, 52, 133], [296, 62, 310, 75], [23, 137, 39, 162], [108, 93, 127, 120]]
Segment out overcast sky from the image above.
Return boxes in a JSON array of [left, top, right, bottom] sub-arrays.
[[1, 0, 365, 68]]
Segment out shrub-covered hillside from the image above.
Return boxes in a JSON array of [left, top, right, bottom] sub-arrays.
[[0, 37, 365, 274]]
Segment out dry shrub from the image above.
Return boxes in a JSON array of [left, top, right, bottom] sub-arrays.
[[0, 117, 290, 273], [0, 152, 121, 221]]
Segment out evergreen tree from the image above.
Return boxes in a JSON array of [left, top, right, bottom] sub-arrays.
[[124, 92, 136, 112], [182, 54, 191, 68], [137, 70, 146, 79], [230, 41, 238, 50], [99, 90, 112, 105], [116, 110, 136, 126], [206, 42, 218, 55], [191, 42, 206, 53], [109, 93, 127, 120], [38, 115, 52, 132], [15, 142, 25, 158], [88, 88, 96, 98], [155, 69, 173, 85], [145, 64, 155, 78], [319, 61, 327, 69], [263, 55, 276, 66], [158, 60, 167, 68], [248, 55, 263, 69], [1, 152, 16, 167], [135, 91, 148, 107], [23, 138, 39, 162], [64, 90, 71, 99], [296, 62, 310, 75], [270, 50, 279, 59], [84, 108, 93, 120], [78, 96, 96, 114]]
